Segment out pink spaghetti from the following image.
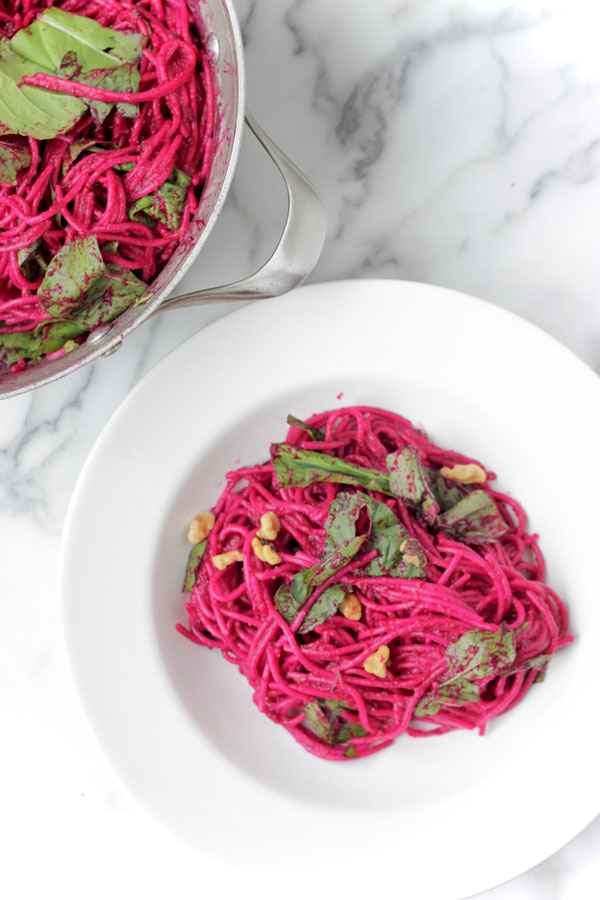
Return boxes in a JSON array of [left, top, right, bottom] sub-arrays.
[[178, 407, 571, 761], [0, 0, 213, 368]]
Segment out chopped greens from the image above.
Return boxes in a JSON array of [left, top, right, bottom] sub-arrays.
[[414, 626, 518, 716], [271, 442, 508, 545], [0, 258, 147, 365], [129, 167, 191, 231], [183, 541, 207, 592], [0, 9, 144, 140], [438, 490, 509, 544], [286, 414, 326, 442], [37, 235, 106, 317], [275, 490, 425, 632], [0, 42, 85, 139], [303, 698, 367, 746], [272, 443, 391, 493], [0, 139, 30, 185]]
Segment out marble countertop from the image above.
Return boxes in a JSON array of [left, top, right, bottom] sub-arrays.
[[2, 1, 599, 897]]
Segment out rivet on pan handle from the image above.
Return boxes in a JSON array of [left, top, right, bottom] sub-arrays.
[[155, 111, 327, 311]]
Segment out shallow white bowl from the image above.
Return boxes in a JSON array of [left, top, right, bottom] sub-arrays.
[[61, 279, 600, 900]]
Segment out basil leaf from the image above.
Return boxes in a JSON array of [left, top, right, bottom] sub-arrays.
[[76, 262, 148, 328], [0, 330, 40, 366], [444, 626, 517, 684], [11, 8, 143, 71], [323, 493, 370, 558], [38, 235, 106, 316], [17, 239, 40, 268], [438, 490, 509, 544], [335, 720, 369, 742], [272, 443, 391, 493], [425, 470, 465, 511], [69, 137, 98, 162], [297, 584, 345, 634], [414, 626, 517, 717], [129, 167, 191, 231], [344, 746, 358, 758], [274, 583, 302, 623], [113, 160, 135, 174], [0, 262, 145, 365], [0, 319, 83, 365], [286, 414, 326, 442], [386, 447, 439, 524], [17, 238, 47, 281], [275, 507, 367, 627], [288, 544, 364, 614], [58, 52, 140, 125], [325, 491, 425, 579], [0, 139, 30, 185], [502, 652, 552, 680], [388, 450, 507, 544], [303, 698, 367, 746], [414, 680, 481, 717], [303, 701, 334, 744], [182, 540, 207, 592], [0, 43, 85, 139], [413, 696, 442, 717]]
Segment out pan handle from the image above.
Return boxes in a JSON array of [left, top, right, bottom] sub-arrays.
[[156, 111, 327, 311]]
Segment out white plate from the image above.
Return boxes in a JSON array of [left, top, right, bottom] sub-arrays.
[[61, 280, 600, 900]]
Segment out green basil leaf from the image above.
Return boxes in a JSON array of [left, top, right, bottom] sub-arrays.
[[11, 8, 144, 71], [414, 679, 481, 717], [443, 626, 517, 686], [58, 52, 140, 125], [182, 540, 207, 592], [275, 513, 366, 628], [0, 139, 30, 185], [323, 493, 370, 559], [272, 443, 391, 493], [303, 701, 334, 744], [0, 43, 85, 139], [297, 584, 345, 634], [502, 652, 552, 681], [0, 319, 83, 365], [288, 543, 364, 614], [335, 720, 369, 742], [129, 167, 191, 231], [17, 239, 40, 268], [0, 330, 40, 366], [76, 262, 147, 328], [113, 160, 135, 173], [303, 698, 366, 746], [274, 583, 302, 624], [286, 414, 326, 442], [438, 490, 509, 544], [69, 137, 98, 162], [17, 238, 47, 281], [424, 469, 465, 512], [386, 447, 439, 524], [38, 235, 106, 316], [344, 745, 358, 758], [325, 491, 425, 579], [414, 626, 517, 716], [413, 696, 442, 717]]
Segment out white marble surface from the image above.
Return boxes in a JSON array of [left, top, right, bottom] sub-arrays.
[[2, 1, 600, 897]]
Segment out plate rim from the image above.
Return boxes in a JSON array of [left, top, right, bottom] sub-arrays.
[[60, 278, 600, 900]]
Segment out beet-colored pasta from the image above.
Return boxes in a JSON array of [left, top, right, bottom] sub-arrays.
[[0, 0, 213, 369], [178, 407, 572, 761]]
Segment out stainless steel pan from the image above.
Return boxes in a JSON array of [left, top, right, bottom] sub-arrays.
[[0, 0, 326, 399]]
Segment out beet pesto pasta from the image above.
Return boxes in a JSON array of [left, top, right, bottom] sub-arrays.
[[179, 406, 571, 761], [0, 0, 214, 370]]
